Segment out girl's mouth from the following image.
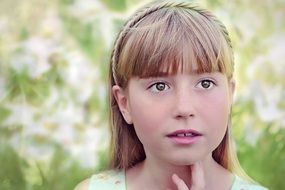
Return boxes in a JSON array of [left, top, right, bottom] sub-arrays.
[[166, 129, 202, 145], [167, 129, 202, 137], [173, 133, 197, 137]]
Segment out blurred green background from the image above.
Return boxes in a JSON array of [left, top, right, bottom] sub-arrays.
[[0, 0, 284, 189]]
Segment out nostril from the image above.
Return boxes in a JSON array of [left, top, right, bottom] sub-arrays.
[[176, 113, 194, 119]]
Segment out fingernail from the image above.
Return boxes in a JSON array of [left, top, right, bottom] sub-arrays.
[[172, 173, 179, 181]]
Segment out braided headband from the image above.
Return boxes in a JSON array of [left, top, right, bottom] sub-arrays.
[[111, 0, 233, 85]]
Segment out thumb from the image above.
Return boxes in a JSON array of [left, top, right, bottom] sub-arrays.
[[190, 162, 205, 190], [171, 173, 189, 190]]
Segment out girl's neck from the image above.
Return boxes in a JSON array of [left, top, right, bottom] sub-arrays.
[[126, 154, 234, 190]]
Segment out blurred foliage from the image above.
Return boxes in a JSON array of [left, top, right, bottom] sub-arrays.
[[0, 144, 26, 190], [0, 0, 284, 189], [237, 127, 285, 190], [0, 143, 94, 190], [101, 0, 128, 11]]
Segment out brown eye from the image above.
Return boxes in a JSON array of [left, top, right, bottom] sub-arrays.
[[197, 80, 215, 89], [156, 83, 166, 91], [201, 80, 211, 88], [149, 82, 170, 92]]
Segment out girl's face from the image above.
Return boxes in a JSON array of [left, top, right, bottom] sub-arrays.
[[113, 72, 235, 165]]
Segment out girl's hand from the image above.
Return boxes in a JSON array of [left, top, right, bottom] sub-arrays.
[[169, 162, 205, 190]]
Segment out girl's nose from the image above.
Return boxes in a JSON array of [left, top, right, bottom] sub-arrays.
[[173, 89, 195, 119]]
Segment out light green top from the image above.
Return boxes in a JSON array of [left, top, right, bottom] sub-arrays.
[[88, 170, 268, 190], [88, 170, 126, 190]]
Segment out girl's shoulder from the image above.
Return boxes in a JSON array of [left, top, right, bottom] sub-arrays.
[[231, 175, 268, 190], [76, 169, 126, 190]]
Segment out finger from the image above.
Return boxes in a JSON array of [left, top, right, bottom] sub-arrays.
[[172, 173, 189, 190], [190, 162, 205, 190]]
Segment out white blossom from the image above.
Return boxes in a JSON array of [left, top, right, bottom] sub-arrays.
[[244, 120, 262, 146], [63, 50, 99, 103], [249, 81, 284, 122], [67, 0, 105, 23]]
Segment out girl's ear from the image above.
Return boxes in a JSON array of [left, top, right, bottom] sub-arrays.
[[112, 85, 133, 124]]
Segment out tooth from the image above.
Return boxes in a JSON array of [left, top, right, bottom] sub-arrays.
[[185, 133, 193, 137], [177, 134, 184, 137]]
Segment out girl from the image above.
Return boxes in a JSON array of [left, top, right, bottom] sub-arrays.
[[76, 0, 268, 190]]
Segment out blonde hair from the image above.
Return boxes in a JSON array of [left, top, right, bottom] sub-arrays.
[[108, 0, 245, 177]]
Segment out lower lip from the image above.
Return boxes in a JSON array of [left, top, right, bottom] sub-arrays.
[[168, 135, 201, 145]]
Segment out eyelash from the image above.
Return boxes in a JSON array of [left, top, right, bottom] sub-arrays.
[[196, 79, 216, 89], [148, 82, 170, 92]]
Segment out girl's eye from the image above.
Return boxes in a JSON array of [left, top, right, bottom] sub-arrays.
[[149, 82, 170, 92], [196, 79, 215, 89]]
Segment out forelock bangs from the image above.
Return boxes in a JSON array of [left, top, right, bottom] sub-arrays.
[[118, 7, 231, 83], [135, 34, 217, 78]]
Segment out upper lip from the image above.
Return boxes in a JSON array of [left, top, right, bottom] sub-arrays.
[[166, 129, 202, 137]]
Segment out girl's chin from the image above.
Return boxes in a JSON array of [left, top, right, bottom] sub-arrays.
[[175, 161, 196, 166]]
